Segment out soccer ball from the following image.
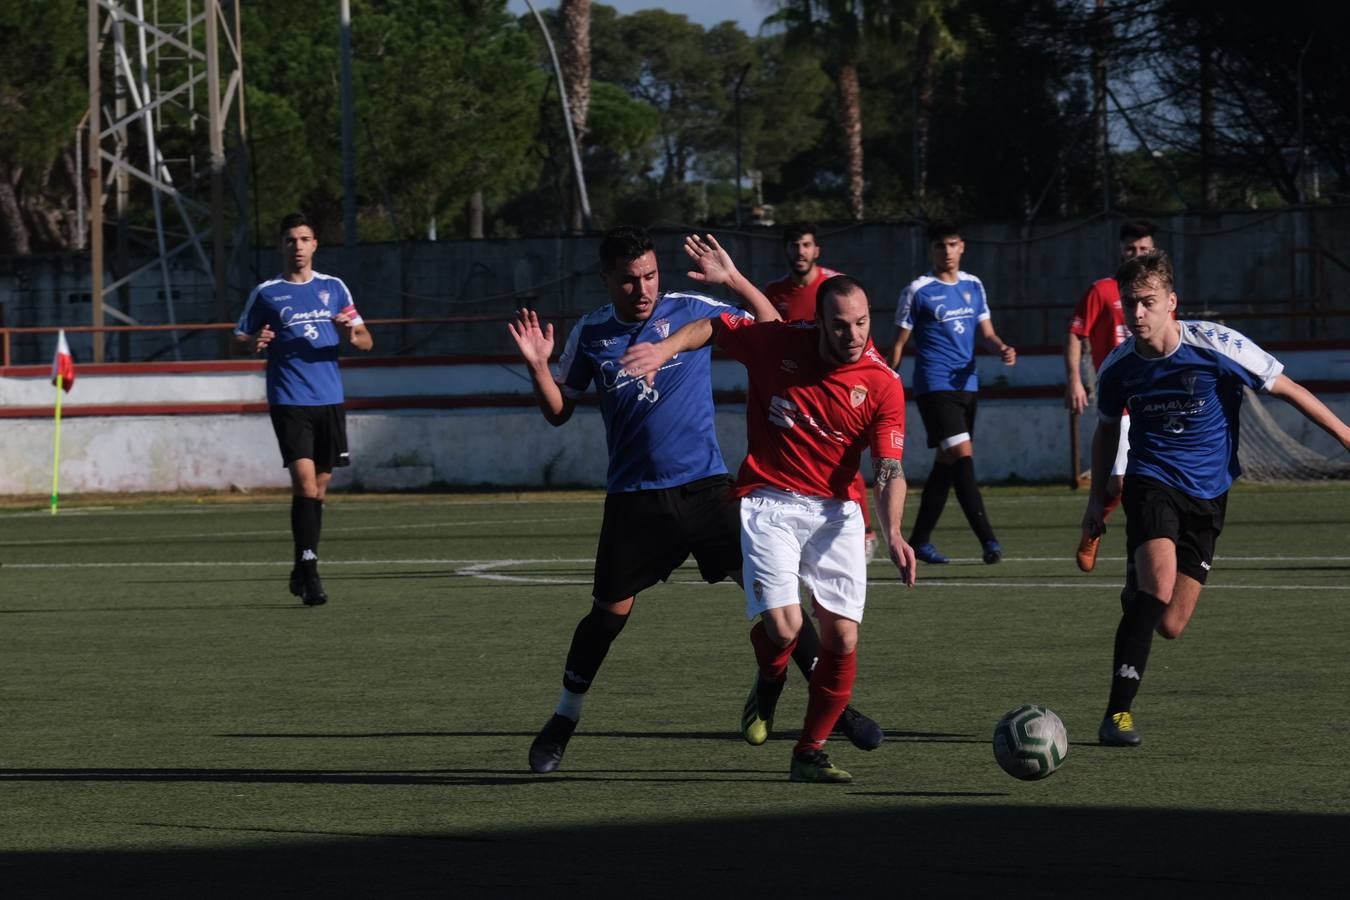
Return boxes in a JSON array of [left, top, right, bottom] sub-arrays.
[[992, 704, 1068, 781]]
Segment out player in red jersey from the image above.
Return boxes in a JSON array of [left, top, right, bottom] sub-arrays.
[[623, 259, 916, 784], [1066, 220, 1157, 571], [763, 223, 843, 322], [763, 223, 877, 560]]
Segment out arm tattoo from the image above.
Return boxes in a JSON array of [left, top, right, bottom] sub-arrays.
[[873, 456, 904, 488]]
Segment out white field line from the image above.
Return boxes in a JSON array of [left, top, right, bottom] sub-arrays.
[[0, 516, 596, 546], [0, 497, 602, 519], [4, 557, 1346, 591]]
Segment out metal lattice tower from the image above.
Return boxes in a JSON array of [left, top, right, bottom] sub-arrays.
[[85, 0, 246, 361]]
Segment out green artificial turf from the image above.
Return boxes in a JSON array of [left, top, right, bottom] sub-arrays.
[[1, 485, 1346, 896]]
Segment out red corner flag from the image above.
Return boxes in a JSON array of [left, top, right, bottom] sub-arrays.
[[51, 329, 76, 392]]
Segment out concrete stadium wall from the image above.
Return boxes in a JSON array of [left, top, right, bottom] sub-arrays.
[[2, 349, 1346, 496]]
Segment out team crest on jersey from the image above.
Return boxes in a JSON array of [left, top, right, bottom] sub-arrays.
[[962, 290, 972, 302], [652, 318, 670, 339], [850, 385, 868, 408], [318, 290, 330, 307]]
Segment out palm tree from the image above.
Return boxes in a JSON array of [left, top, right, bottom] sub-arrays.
[[766, 0, 869, 219], [905, 0, 961, 203], [559, 0, 592, 231]]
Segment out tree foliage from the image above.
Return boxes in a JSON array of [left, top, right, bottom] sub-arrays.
[[0, 0, 1341, 256], [0, 0, 87, 254]]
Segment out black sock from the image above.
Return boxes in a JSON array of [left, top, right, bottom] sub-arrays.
[[291, 496, 322, 578], [951, 456, 996, 543], [909, 461, 954, 545], [791, 613, 822, 680], [562, 606, 630, 694], [1106, 591, 1167, 714]]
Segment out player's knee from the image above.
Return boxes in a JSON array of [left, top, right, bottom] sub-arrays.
[[591, 598, 633, 635], [762, 613, 801, 647]]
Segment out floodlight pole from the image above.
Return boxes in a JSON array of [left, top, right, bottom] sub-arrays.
[[87, 0, 105, 362], [524, 0, 591, 229], [341, 0, 358, 249]]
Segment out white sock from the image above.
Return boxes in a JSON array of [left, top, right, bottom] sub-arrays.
[[555, 687, 585, 722]]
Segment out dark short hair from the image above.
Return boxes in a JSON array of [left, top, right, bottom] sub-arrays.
[[816, 274, 868, 319], [1119, 219, 1158, 243], [598, 225, 655, 273], [926, 221, 961, 243], [278, 212, 313, 237], [1116, 249, 1173, 295], [781, 222, 820, 246]]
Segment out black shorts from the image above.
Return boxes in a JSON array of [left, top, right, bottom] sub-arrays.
[[1122, 476, 1227, 585], [916, 391, 977, 448], [593, 474, 741, 604], [269, 404, 351, 470]]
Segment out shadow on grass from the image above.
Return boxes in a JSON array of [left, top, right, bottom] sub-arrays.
[[0, 804, 1342, 897], [212, 729, 975, 743]]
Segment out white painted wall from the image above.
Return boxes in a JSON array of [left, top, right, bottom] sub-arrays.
[[2, 350, 1346, 495]]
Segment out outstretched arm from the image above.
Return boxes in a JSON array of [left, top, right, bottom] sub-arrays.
[[507, 308, 576, 426], [873, 456, 916, 588], [1267, 374, 1350, 451], [619, 318, 717, 384], [684, 233, 780, 323]]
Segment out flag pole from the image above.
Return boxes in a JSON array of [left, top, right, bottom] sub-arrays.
[[51, 373, 64, 515]]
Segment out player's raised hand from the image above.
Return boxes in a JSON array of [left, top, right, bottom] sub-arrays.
[[890, 536, 918, 588], [620, 340, 669, 385], [685, 233, 739, 286], [253, 325, 275, 354], [508, 308, 554, 369]]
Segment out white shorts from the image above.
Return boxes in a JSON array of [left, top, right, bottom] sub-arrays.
[[739, 486, 867, 624], [1112, 413, 1131, 477]]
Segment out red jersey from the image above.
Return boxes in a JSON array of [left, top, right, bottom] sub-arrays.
[[718, 315, 906, 501], [1069, 277, 1129, 369], [763, 266, 842, 323]]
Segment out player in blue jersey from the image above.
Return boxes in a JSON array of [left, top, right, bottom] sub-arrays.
[[887, 222, 1016, 565], [235, 213, 373, 606], [509, 226, 884, 774], [1083, 250, 1350, 746]]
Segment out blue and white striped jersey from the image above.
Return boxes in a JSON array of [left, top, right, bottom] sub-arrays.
[[895, 272, 991, 395], [556, 291, 748, 493], [1096, 321, 1284, 498], [236, 271, 360, 406]]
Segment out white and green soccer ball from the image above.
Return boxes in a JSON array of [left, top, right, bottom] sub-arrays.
[[992, 704, 1068, 781]]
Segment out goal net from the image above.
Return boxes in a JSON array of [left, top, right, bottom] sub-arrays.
[[1237, 388, 1350, 482]]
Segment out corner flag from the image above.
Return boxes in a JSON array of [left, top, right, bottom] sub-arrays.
[[51, 329, 76, 391], [50, 330, 76, 514]]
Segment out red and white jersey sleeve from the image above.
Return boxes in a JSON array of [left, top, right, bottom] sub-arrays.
[[719, 315, 906, 502]]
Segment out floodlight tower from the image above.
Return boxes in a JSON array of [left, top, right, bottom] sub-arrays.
[[85, 0, 246, 361]]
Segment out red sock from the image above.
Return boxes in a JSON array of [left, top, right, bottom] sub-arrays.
[[749, 621, 795, 682], [794, 647, 857, 754], [1103, 493, 1121, 520]]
